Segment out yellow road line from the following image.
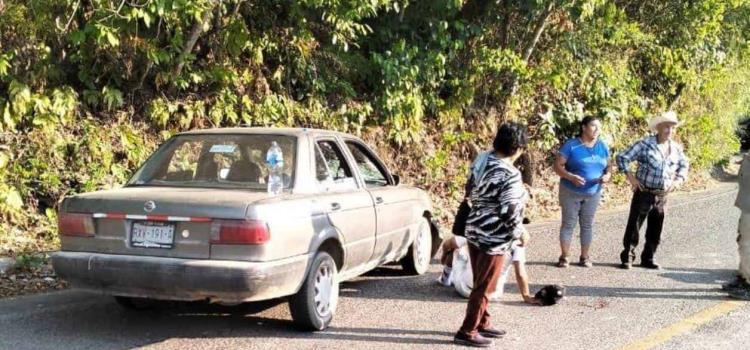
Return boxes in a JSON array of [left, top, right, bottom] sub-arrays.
[[619, 300, 746, 350]]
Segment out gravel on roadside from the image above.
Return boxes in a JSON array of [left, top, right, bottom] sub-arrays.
[[0, 259, 69, 299]]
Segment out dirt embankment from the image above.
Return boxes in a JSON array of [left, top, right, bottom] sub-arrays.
[[0, 158, 741, 300]]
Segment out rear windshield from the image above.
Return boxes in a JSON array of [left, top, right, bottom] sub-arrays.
[[127, 134, 296, 190]]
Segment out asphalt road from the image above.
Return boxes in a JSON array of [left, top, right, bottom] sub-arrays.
[[1, 184, 748, 350]]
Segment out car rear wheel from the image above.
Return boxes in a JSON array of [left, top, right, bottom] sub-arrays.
[[289, 251, 339, 331], [401, 217, 432, 275]]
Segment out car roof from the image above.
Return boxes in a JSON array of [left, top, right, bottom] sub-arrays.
[[177, 127, 352, 139]]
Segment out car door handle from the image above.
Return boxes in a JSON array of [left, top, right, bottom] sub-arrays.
[[330, 202, 342, 211], [375, 197, 384, 205]]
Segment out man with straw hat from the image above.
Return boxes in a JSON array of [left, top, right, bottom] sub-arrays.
[[616, 111, 689, 270]]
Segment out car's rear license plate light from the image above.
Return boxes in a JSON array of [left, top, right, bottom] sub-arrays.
[[131, 221, 175, 249]]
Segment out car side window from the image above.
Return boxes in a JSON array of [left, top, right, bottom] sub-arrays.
[[345, 142, 389, 188], [316, 140, 357, 190]]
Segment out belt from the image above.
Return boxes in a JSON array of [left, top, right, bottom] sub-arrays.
[[640, 187, 668, 196]]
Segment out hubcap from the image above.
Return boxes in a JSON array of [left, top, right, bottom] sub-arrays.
[[313, 261, 338, 317], [415, 221, 431, 269]]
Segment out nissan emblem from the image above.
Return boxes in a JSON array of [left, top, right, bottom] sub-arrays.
[[144, 200, 156, 213]]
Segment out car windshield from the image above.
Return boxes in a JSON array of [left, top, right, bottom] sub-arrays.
[[127, 134, 296, 190]]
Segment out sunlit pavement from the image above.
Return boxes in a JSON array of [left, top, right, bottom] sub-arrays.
[[1, 184, 748, 350]]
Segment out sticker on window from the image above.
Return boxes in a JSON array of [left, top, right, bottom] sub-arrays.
[[209, 144, 237, 153]]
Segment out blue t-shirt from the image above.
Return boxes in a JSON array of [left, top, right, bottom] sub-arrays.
[[559, 138, 609, 194]]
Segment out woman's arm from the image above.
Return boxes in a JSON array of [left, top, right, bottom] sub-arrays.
[[514, 262, 541, 305], [554, 154, 585, 186], [600, 160, 612, 183]]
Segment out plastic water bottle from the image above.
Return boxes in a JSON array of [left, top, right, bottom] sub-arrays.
[[266, 141, 284, 195]]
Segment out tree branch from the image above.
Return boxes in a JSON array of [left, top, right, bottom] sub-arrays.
[[459, 0, 493, 21], [522, 1, 555, 62], [138, 17, 163, 90], [231, 0, 244, 18], [56, 0, 82, 32], [500, 1, 556, 117], [499, 0, 512, 49], [668, 82, 686, 110], [172, 1, 217, 78]]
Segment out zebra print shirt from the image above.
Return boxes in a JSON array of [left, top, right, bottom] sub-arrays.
[[465, 153, 528, 255]]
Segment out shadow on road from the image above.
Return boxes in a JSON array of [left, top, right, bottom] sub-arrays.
[[340, 264, 737, 303], [279, 326, 455, 345], [1, 291, 454, 349], [539, 284, 729, 301], [658, 267, 737, 284]]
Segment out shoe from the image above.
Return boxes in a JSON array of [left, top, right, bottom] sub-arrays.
[[619, 262, 632, 270], [640, 262, 661, 270], [454, 333, 493, 347], [437, 268, 452, 287], [728, 286, 750, 301], [478, 327, 506, 339], [579, 256, 593, 268], [556, 256, 569, 268], [721, 277, 747, 291]]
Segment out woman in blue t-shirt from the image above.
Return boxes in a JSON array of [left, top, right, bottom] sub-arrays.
[[553, 116, 611, 268]]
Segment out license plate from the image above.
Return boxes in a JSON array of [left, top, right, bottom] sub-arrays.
[[131, 221, 175, 249]]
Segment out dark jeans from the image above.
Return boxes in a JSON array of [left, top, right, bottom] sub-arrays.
[[620, 190, 668, 264], [458, 244, 505, 337]]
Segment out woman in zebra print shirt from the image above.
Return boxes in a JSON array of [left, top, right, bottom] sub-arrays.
[[455, 122, 530, 348]]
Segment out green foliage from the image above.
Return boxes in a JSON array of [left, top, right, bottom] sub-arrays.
[[424, 130, 474, 188], [15, 252, 47, 271], [678, 55, 750, 168], [2, 0, 750, 253]]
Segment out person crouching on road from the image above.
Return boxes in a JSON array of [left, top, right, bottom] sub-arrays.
[[554, 116, 611, 268], [724, 152, 750, 300], [616, 111, 689, 270], [454, 122, 530, 348], [438, 234, 540, 305]]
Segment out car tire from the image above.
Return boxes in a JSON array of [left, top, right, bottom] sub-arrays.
[[289, 251, 339, 331], [114, 296, 156, 310], [401, 217, 432, 275]]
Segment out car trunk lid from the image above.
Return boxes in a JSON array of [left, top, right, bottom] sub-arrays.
[[61, 186, 268, 259]]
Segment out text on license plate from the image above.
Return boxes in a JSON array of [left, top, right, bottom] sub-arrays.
[[131, 221, 175, 249]]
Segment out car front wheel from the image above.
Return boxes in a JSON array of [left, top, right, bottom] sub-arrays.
[[401, 217, 432, 275], [289, 251, 339, 331]]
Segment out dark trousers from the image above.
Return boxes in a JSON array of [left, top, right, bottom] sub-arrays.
[[458, 244, 505, 337], [620, 190, 668, 264]]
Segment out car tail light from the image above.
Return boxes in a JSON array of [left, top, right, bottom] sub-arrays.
[[210, 219, 270, 245], [58, 213, 95, 237]]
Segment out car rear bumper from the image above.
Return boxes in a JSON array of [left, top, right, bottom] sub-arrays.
[[51, 251, 311, 303]]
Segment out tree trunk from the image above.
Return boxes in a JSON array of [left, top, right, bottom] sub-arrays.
[[668, 82, 686, 110], [172, 1, 217, 79], [499, 0, 512, 49], [500, 1, 555, 117], [522, 1, 554, 62], [459, 0, 493, 21], [231, 0, 244, 18]]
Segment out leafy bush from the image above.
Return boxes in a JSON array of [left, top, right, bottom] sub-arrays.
[[2, 0, 750, 253]]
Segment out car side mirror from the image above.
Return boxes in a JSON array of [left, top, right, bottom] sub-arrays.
[[392, 174, 400, 186]]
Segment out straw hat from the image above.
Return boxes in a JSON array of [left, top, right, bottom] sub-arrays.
[[648, 111, 681, 131]]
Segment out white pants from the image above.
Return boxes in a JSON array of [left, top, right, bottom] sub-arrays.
[[739, 212, 750, 280], [451, 237, 526, 300]]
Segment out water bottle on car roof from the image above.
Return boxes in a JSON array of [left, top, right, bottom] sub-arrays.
[[266, 141, 284, 195]]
